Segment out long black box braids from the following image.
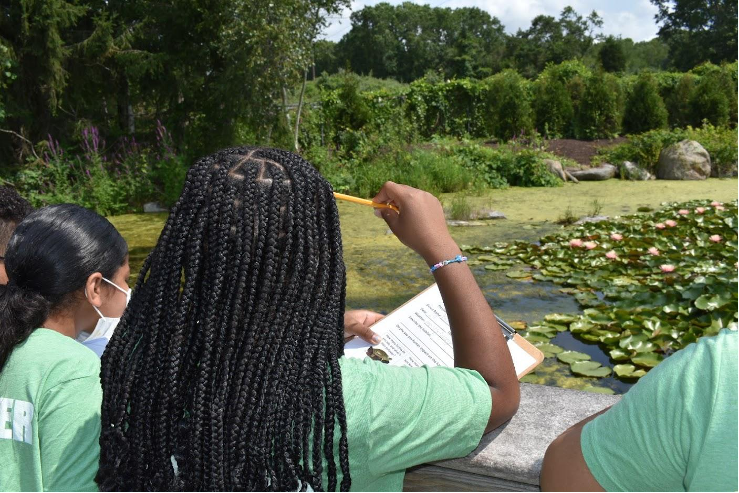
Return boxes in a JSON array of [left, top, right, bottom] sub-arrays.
[[97, 147, 351, 491]]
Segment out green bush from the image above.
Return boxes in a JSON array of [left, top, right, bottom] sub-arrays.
[[596, 123, 737, 175], [485, 70, 533, 140], [576, 72, 622, 139], [451, 143, 562, 188], [665, 74, 696, 128], [689, 70, 732, 127], [533, 77, 574, 138], [8, 125, 185, 215], [623, 73, 668, 134]]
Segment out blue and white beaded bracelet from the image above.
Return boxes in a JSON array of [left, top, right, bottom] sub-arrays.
[[429, 254, 468, 273]]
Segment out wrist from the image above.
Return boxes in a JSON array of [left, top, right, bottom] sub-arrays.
[[421, 240, 462, 266]]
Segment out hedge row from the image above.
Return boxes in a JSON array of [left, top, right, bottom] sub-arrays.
[[297, 61, 738, 153]]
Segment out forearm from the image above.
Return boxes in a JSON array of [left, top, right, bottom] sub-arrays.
[[425, 242, 519, 430]]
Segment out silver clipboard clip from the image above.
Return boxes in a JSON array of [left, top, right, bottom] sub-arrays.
[[496, 315, 517, 341]]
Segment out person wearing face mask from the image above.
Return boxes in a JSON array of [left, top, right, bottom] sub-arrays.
[[0, 204, 129, 491], [77, 274, 131, 357]]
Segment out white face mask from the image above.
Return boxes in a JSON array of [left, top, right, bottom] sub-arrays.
[[78, 277, 131, 344]]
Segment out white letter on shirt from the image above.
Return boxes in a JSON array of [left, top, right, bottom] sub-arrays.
[[13, 399, 34, 444], [0, 397, 13, 440]]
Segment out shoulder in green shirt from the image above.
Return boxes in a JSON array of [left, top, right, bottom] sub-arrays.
[[329, 356, 492, 491], [581, 329, 738, 492], [0, 328, 102, 492]]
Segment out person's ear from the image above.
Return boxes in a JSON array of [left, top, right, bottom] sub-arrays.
[[85, 272, 105, 308]]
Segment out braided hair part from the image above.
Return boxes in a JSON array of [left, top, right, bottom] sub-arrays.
[[98, 147, 350, 491]]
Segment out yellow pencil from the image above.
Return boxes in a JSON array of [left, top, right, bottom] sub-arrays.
[[333, 192, 400, 213]]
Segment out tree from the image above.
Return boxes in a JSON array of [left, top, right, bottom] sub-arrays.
[[0, 0, 349, 164], [623, 73, 668, 133], [651, 0, 738, 71], [599, 36, 627, 73], [335, 2, 506, 82], [506, 7, 603, 78]]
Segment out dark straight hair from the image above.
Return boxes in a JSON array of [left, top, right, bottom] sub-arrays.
[[98, 147, 350, 491], [0, 204, 128, 371]]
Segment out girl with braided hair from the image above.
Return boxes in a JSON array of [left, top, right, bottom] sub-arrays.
[[98, 147, 519, 491]]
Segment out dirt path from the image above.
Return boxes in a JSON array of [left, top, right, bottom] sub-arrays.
[[545, 137, 627, 166]]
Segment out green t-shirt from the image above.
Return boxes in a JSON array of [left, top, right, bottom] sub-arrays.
[[581, 329, 738, 492], [0, 329, 102, 492], [331, 356, 492, 491]]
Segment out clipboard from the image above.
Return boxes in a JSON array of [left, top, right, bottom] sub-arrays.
[[344, 283, 544, 379]]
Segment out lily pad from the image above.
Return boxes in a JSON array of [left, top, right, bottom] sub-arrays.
[[556, 350, 591, 364], [544, 313, 577, 324], [609, 348, 630, 361], [533, 342, 564, 354], [506, 270, 532, 279], [484, 264, 508, 271], [631, 352, 664, 368], [581, 385, 616, 395], [571, 361, 612, 377]]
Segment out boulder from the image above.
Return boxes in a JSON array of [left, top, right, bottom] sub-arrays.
[[143, 202, 168, 213], [544, 159, 579, 183], [656, 140, 711, 180], [569, 164, 617, 181], [621, 161, 655, 181], [574, 215, 610, 225]]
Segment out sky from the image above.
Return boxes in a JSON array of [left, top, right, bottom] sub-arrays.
[[320, 0, 661, 43]]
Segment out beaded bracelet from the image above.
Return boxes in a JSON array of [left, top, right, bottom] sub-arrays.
[[430, 254, 468, 273]]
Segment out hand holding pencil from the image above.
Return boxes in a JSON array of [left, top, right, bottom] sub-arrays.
[[333, 192, 400, 213]]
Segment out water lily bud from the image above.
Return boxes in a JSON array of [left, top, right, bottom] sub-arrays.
[[605, 250, 618, 259], [569, 239, 583, 247], [710, 201, 722, 207], [583, 241, 597, 250], [648, 247, 660, 256], [660, 264, 675, 273], [696, 207, 706, 214], [665, 220, 677, 227], [610, 233, 623, 241], [709, 235, 722, 243], [678, 209, 689, 215]]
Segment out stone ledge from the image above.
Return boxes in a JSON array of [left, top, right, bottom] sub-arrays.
[[404, 383, 620, 491]]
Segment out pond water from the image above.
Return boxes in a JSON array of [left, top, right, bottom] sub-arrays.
[[110, 178, 738, 395]]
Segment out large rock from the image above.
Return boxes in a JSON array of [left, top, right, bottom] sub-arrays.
[[656, 140, 711, 180], [544, 159, 579, 183], [143, 202, 168, 213], [620, 161, 655, 181], [569, 164, 617, 181]]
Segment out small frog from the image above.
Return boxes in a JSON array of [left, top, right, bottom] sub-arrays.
[[367, 347, 391, 364]]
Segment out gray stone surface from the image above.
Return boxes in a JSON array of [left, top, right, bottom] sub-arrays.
[[656, 140, 711, 180], [574, 215, 610, 225], [143, 202, 168, 213], [544, 159, 579, 183], [405, 384, 620, 489], [620, 161, 655, 181], [569, 164, 617, 181], [447, 220, 487, 227]]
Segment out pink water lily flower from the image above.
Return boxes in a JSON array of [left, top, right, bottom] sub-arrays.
[[660, 264, 676, 273], [709, 234, 722, 243], [569, 239, 583, 247], [665, 220, 677, 227], [583, 241, 597, 250], [678, 209, 689, 215], [655, 223, 666, 229], [715, 205, 725, 211], [605, 250, 618, 259], [610, 233, 623, 241], [648, 247, 660, 256], [710, 201, 722, 207], [696, 207, 706, 214]]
